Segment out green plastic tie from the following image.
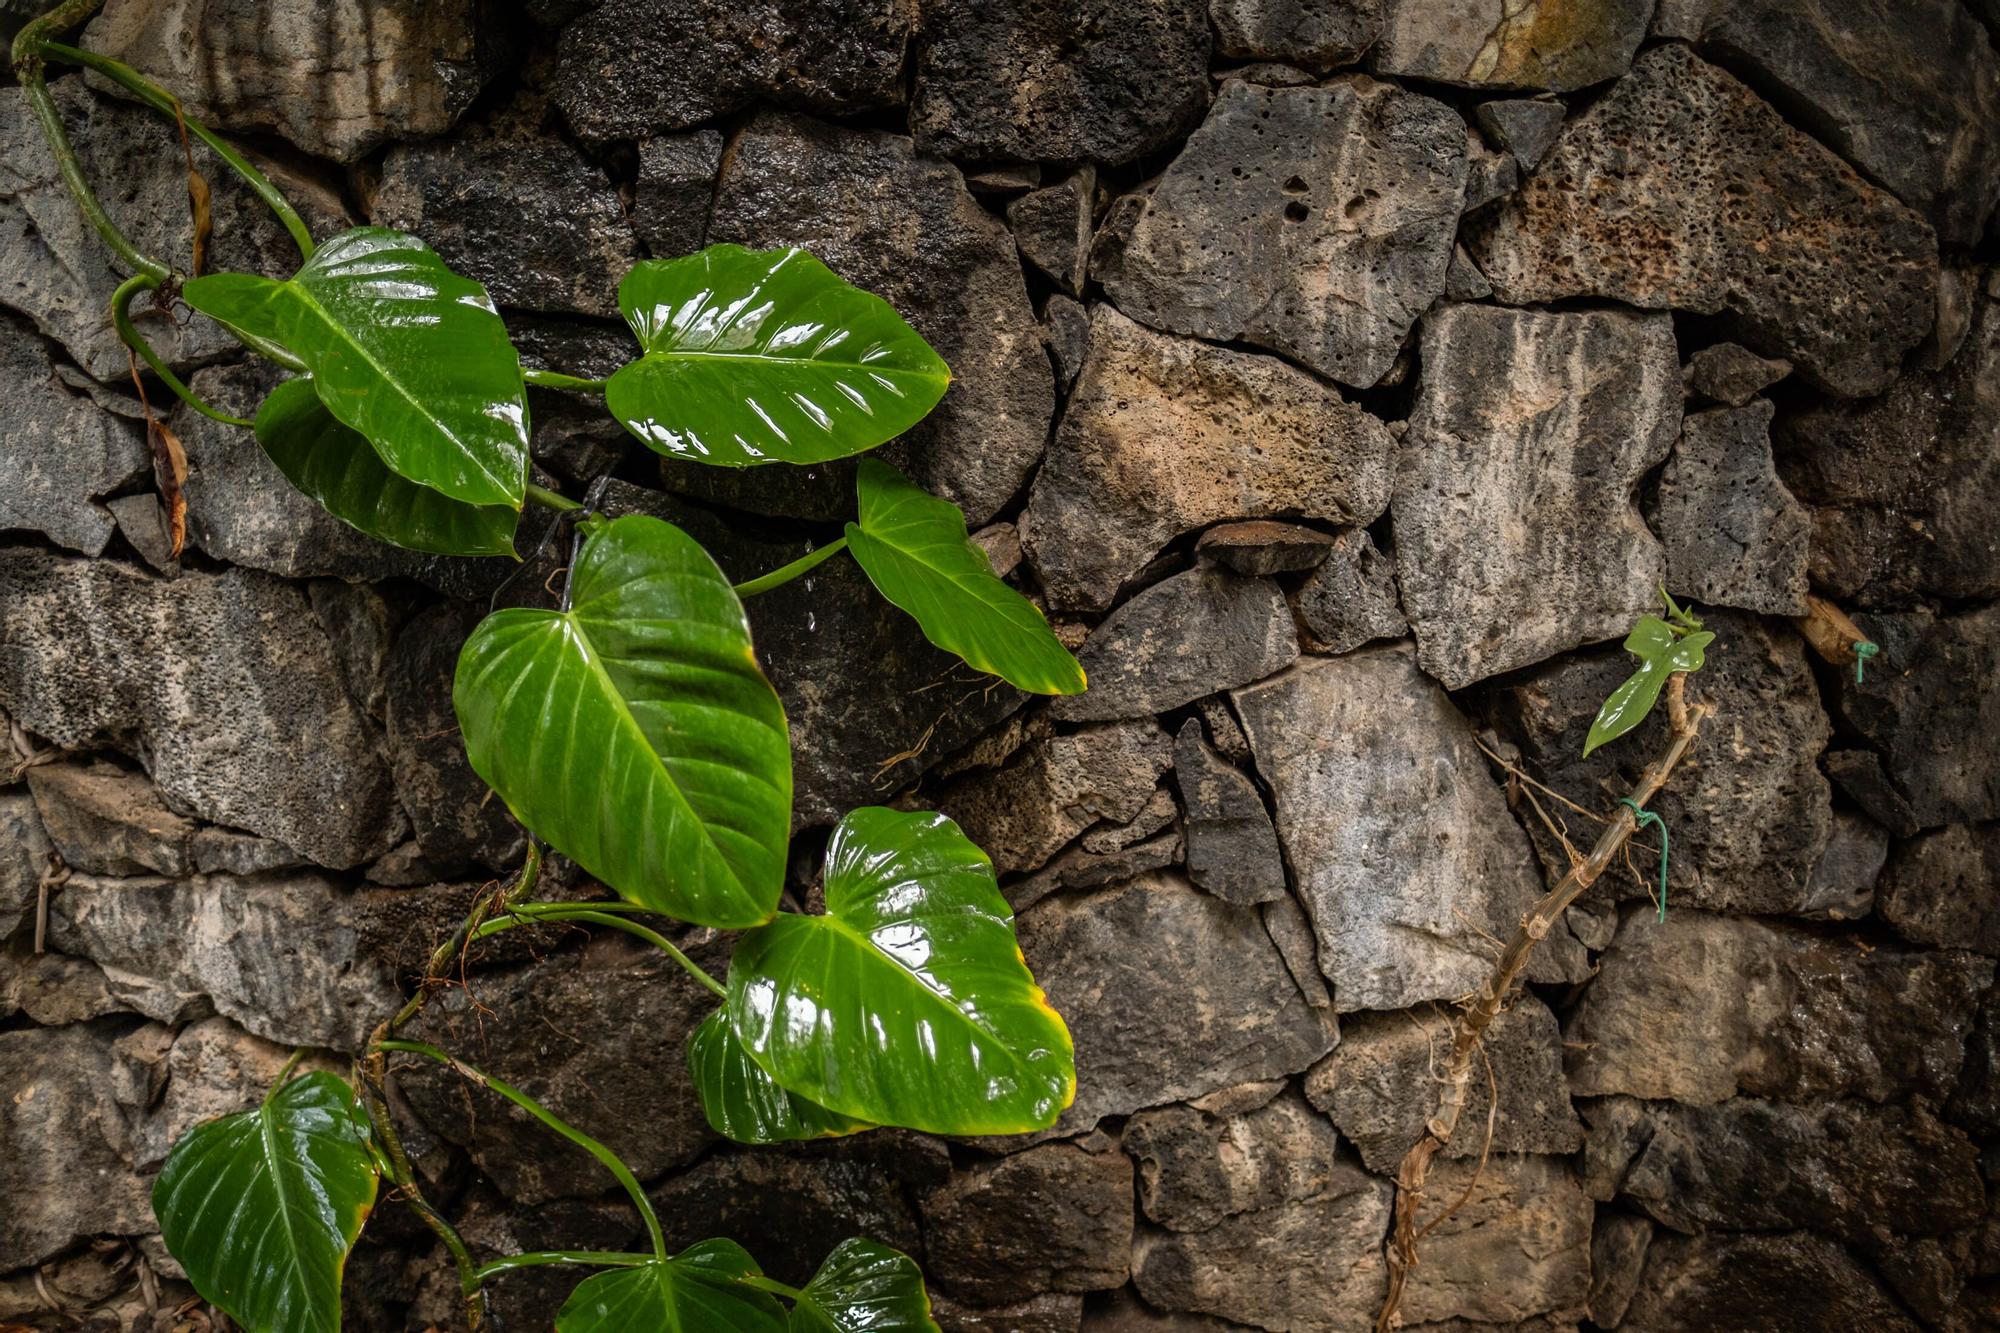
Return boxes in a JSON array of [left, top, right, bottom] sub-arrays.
[[1618, 797, 1670, 923], [1853, 640, 1878, 685]]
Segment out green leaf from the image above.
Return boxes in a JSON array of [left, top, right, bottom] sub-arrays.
[[555, 1240, 787, 1333], [1582, 616, 1717, 757], [182, 228, 529, 509], [846, 459, 1084, 696], [791, 1239, 939, 1333], [151, 1072, 379, 1333], [605, 245, 950, 467], [728, 807, 1074, 1136], [254, 378, 519, 558], [688, 1009, 873, 1144], [453, 515, 791, 928]]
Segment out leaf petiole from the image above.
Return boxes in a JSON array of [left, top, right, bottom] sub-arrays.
[[733, 536, 848, 597]]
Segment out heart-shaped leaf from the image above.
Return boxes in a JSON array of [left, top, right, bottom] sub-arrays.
[[1583, 615, 1716, 756], [728, 807, 1074, 1135], [846, 459, 1084, 695], [791, 1239, 940, 1333], [605, 245, 950, 467], [151, 1072, 379, 1333], [182, 228, 529, 508], [687, 1009, 872, 1145], [254, 378, 519, 558], [454, 515, 791, 928], [555, 1240, 786, 1333]]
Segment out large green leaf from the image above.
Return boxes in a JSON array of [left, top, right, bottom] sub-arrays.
[[846, 459, 1084, 696], [727, 807, 1074, 1135], [182, 227, 529, 508], [687, 1009, 872, 1145], [254, 378, 518, 558], [453, 515, 791, 928], [791, 1239, 940, 1333], [555, 1240, 787, 1333], [605, 245, 950, 467], [1583, 615, 1716, 756], [151, 1072, 379, 1333]]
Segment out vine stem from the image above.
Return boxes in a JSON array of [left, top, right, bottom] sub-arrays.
[[525, 481, 583, 512], [378, 1039, 668, 1263], [734, 536, 848, 597], [1374, 674, 1712, 1332], [111, 274, 251, 425], [523, 368, 608, 393], [476, 903, 727, 999], [471, 1251, 655, 1281]]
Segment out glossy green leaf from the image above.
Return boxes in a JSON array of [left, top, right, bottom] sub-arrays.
[[1583, 615, 1716, 757], [454, 515, 791, 928], [182, 227, 529, 508], [688, 1009, 873, 1144], [555, 1240, 787, 1333], [254, 378, 518, 558], [151, 1072, 378, 1333], [791, 1238, 940, 1333], [728, 807, 1075, 1136], [846, 459, 1084, 696], [605, 245, 950, 467]]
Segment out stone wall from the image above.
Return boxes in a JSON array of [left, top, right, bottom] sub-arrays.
[[2, 1, 1998, 1330]]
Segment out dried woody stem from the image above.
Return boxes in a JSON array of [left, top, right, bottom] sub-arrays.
[[1374, 673, 1712, 1333]]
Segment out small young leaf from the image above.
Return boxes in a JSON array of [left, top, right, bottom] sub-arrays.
[[453, 515, 792, 928], [151, 1072, 379, 1333], [255, 379, 519, 558], [728, 807, 1075, 1136], [1582, 616, 1717, 757], [687, 1009, 872, 1145], [791, 1238, 940, 1333], [182, 228, 530, 509], [846, 459, 1085, 696], [606, 245, 950, 467], [555, 1240, 787, 1333]]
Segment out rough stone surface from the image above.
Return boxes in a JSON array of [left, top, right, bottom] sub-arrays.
[[1018, 871, 1337, 1133], [551, 0, 911, 142], [1469, 46, 1938, 398], [933, 1292, 1085, 1333], [634, 129, 724, 259], [923, 1141, 1134, 1305], [1567, 908, 1995, 1105], [1195, 521, 1336, 576], [0, 314, 145, 556], [1293, 529, 1406, 655], [1653, 400, 1812, 615], [1373, 0, 1650, 90], [1487, 612, 1834, 915], [1800, 808, 1888, 921], [1664, 0, 2000, 246], [1008, 170, 1095, 296], [1173, 718, 1287, 905], [1100, 78, 1466, 388], [0, 552, 404, 868], [1399, 1155, 1593, 1325], [1054, 568, 1299, 723], [1878, 823, 2000, 954], [1235, 648, 1586, 1012], [1124, 1090, 1338, 1233], [1620, 1231, 1922, 1332], [1211, 0, 1381, 67], [1130, 1158, 1392, 1330], [1474, 97, 1565, 169], [1022, 305, 1392, 611], [1685, 341, 1791, 405], [1392, 303, 1679, 689], [123, 1016, 310, 1171], [82, 0, 499, 161], [709, 111, 1052, 525], [402, 933, 721, 1204], [1777, 294, 2000, 605], [1583, 1095, 1988, 1247], [372, 96, 639, 317], [938, 721, 1171, 875], [1304, 996, 1583, 1174], [1588, 1211, 1652, 1328], [911, 0, 1210, 165], [0, 791, 53, 941], [26, 760, 196, 877]]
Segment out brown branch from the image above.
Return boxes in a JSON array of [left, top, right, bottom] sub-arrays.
[[1375, 674, 1711, 1332]]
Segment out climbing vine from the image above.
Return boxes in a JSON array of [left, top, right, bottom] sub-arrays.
[[13, 3, 1085, 1329]]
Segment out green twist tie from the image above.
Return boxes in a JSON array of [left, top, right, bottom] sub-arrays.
[[1853, 640, 1878, 685], [1618, 797, 1670, 923]]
